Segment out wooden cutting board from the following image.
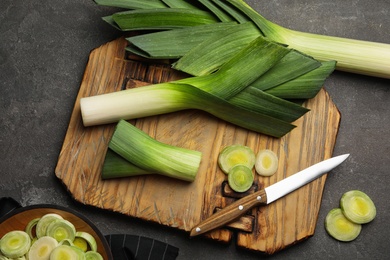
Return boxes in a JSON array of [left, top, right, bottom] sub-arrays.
[[55, 37, 341, 254]]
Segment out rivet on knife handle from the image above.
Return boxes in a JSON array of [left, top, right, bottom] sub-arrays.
[[190, 189, 267, 237]]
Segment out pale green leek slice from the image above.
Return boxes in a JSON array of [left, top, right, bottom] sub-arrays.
[[111, 8, 218, 31], [28, 236, 58, 260], [218, 145, 255, 174], [75, 232, 97, 252], [325, 208, 361, 242], [49, 245, 82, 260], [0, 231, 31, 258], [126, 22, 239, 59], [46, 219, 76, 243], [25, 218, 40, 240], [36, 214, 63, 239], [94, 0, 167, 9], [228, 165, 254, 193], [85, 251, 104, 260], [340, 190, 376, 224], [255, 149, 278, 176], [108, 119, 202, 182]]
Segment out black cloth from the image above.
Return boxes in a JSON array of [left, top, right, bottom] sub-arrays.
[[105, 234, 179, 260]]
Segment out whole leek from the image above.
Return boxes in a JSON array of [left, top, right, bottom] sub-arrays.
[[96, 0, 390, 79]]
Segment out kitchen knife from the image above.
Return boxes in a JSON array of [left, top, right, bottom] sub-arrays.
[[190, 153, 350, 237]]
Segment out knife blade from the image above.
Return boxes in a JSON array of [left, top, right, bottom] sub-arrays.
[[190, 153, 350, 237]]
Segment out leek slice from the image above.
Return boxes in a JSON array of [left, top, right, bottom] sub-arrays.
[[49, 245, 82, 260], [255, 149, 278, 176], [75, 232, 97, 252], [111, 8, 218, 31], [85, 251, 103, 260], [25, 218, 40, 240], [28, 236, 58, 260], [36, 214, 63, 239], [46, 219, 76, 243], [325, 208, 361, 242], [198, 0, 234, 22], [228, 165, 254, 193], [0, 231, 31, 258], [107, 119, 202, 182], [218, 145, 255, 174], [340, 190, 376, 224]]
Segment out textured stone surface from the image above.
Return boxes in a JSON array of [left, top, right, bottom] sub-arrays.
[[1, 1, 389, 259]]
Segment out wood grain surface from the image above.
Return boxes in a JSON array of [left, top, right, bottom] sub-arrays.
[[55, 37, 341, 254]]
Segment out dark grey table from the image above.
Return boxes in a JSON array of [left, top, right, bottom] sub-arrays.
[[1, 1, 389, 259]]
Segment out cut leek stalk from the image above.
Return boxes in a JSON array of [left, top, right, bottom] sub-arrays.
[[106, 119, 202, 182], [340, 190, 376, 224], [102, 150, 153, 179], [28, 236, 58, 260], [255, 149, 278, 176], [218, 145, 255, 174], [0, 231, 31, 258], [325, 208, 361, 242], [228, 165, 254, 193]]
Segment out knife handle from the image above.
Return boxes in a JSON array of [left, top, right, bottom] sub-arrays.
[[190, 189, 267, 237]]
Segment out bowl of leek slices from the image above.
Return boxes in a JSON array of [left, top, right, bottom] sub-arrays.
[[0, 199, 112, 260]]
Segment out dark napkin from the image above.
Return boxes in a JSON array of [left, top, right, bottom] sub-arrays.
[[0, 197, 21, 219], [105, 234, 179, 260]]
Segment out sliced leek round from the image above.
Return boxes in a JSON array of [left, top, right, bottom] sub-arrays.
[[218, 145, 255, 174], [255, 149, 278, 176], [325, 208, 361, 242], [0, 231, 31, 258], [36, 214, 63, 239], [48, 245, 81, 260], [46, 219, 76, 243], [28, 236, 58, 260], [25, 218, 40, 240], [227, 165, 254, 193], [85, 251, 104, 260], [340, 190, 376, 224], [75, 232, 97, 252]]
